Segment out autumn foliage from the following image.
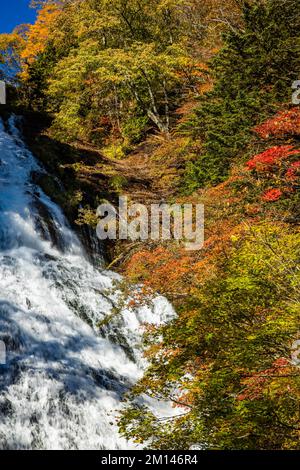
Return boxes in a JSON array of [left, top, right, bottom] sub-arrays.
[[20, 3, 61, 79], [246, 146, 299, 172], [254, 108, 300, 139], [120, 102, 300, 449], [1, 0, 300, 452]]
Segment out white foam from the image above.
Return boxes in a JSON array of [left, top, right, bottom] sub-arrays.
[[0, 116, 175, 450]]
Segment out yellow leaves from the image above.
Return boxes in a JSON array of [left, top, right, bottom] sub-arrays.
[[246, 334, 257, 341], [0, 31, 25, 52], [143, 343, 163, 359], [73, 3, 119, 40], [0, 30, 26, 71], [230, 235, 239, 243]]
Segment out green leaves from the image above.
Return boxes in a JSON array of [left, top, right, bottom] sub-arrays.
[[186, 0, 300, 188], [120, 222, 300, 449], [20, 0, 201, 142]]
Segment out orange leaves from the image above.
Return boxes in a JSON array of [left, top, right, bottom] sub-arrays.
[[261, 188, 283, 202], [237, 358, 294, 402], [272, 358, 290, 368], [175, 101, 198, 124], [20, 3, 61, 78], [0, 31, 25, 55], [125, 246, 193, 297], [0, 30, 25, 72], [123, 110, 300, 314]]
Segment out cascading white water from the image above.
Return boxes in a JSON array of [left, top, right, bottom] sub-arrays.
[[0, 116, 175, 450]]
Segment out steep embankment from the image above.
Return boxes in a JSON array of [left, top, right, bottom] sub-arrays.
[[18, 109, 189, 266]]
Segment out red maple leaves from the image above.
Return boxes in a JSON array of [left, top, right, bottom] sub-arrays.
[[237, 358, 291, 401], [245, 113, 300, 204], [261, 188, 283, 202], [286, 161, 300, 181], [254, 108, 300, 139], [246, 146, 299, 172]]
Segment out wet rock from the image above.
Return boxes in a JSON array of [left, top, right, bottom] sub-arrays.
[[0, 398, 13, 417], [31, 196, 66, 252]]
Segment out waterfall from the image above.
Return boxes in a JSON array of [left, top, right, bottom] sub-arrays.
[[0, 116, 175, 450]]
